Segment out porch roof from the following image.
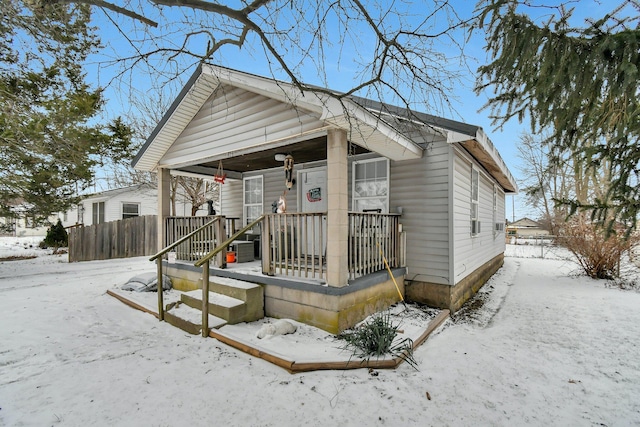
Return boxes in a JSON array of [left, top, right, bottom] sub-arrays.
[[132, 65, 517, 193], [132, 64, 423, 175]]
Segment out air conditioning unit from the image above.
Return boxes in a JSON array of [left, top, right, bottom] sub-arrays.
[[495, 222, 504, 232], [471, 220, 481, 235]]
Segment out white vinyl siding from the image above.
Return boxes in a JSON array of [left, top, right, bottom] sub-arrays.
[[452, 147, 506, 284], [387, 139, 451, 285], [160, 85, 327, 168], [62, 184, 173, 228]]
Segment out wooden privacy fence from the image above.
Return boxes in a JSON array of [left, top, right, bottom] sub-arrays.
[[68, 215, 157, 262]]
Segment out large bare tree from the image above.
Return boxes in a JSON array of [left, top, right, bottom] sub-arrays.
[[41, 0, 472, 119]]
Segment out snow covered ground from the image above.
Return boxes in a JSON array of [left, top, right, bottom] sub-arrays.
[[1, 237, 639, 426]]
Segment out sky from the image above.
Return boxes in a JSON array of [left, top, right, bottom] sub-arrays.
[[81, 0, 619, 221]]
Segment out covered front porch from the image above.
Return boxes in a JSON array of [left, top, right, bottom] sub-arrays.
[[134, 65, 424, 331]]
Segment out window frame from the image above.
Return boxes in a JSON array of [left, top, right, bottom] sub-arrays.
[[352, 157, 390, 213], [471, 167, 480, 236], [122, 202, 140, 219], [243, 175, 263, 227], [92, 202, 105, 225]]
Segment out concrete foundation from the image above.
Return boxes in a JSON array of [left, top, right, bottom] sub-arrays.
[[162, 261, 405, 334], [405, 253, 504, 313]]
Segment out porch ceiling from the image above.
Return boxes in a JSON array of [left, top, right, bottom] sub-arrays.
[[172, 136, 370, 176]]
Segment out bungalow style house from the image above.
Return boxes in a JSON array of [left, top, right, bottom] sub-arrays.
[[132, 64, 517, 333], [506, 217, 550, 237]]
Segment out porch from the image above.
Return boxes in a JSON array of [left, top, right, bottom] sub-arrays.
[[165, 212, 405, 283], [156, 211, 406, 333]]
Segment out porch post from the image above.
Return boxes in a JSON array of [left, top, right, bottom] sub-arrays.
[[326, 129, 349, 287], [157, 167, 171, 251]]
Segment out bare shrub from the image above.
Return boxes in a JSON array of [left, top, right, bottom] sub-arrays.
[[558, 214, 639, 280]]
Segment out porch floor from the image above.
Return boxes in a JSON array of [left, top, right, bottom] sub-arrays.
[[107, 287, 449, 373], [212, 259, 327, 285]]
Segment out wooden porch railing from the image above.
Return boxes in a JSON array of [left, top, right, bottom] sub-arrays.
[[194, 215, 266, 337], [165, 216, 229, 263], [348, 212, 402, 280], [149, 216, 223, 321], [262, 213, 327, 280]]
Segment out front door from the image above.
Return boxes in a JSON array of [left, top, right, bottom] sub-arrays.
[[298, 167, 327, 256]]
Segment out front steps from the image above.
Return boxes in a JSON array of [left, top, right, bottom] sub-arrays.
[[165, 276, 264, 334]]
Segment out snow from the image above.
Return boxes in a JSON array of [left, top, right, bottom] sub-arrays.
[[1, 238, 640, 426]]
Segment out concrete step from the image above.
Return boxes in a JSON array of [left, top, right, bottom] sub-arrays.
[[205, 276, 264, 323], [181, 290, 248, 324], [164, 301, 227, 335]]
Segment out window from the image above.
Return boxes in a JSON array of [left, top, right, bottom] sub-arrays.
[[471, 168, 480, 235], [77, 204, 84, 224], [63, 211, 68, 222], [243, 176, 263, 227], [122, 203, 140, 219], [352, 158, 389, 212], [92, 202, 105, 225], [493, 185, 504, 235]]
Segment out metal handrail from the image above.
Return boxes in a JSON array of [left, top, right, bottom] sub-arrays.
[[151, 216, 222, 322], [149, 217, 221, 262], [195, 214, 265, 337], [194, 215, 265, 267]]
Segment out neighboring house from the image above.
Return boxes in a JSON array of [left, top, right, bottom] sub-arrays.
[[506, 217, 549, 237], [60, 183, 213, 229], [132, 65, 518, 333], [0, 203, 51, 237], [60, 183, 159, 228]]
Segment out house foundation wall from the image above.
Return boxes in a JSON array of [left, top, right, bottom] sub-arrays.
[[405, 254, 503, 312], [162, 262, 405, 334], [264, 275, 404, 334]]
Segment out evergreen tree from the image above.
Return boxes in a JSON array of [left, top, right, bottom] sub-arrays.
[[0, 1, 133, 224], [43, 219, 68, 252], [475, 0, 640, 234]]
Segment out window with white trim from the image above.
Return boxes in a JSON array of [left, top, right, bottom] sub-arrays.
[[243, 175, 263, 227], [122, 202, 140, 219], [92, 202, 105, 225], [352, 158, 389, 212], [493, 185, 505, 234], [471, 168, 480, 235]]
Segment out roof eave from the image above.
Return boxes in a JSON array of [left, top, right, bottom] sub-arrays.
[[449, 129, 518, 193]]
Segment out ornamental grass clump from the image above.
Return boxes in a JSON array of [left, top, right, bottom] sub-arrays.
[[337, 311, 418, 369]]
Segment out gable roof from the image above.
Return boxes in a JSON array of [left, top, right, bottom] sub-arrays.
[[509, 217, 543, 228], [133, 64, 517, 193], [80, 183, 156, 202]]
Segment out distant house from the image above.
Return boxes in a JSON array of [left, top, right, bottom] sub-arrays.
[[0, 202, 50, 237], [506, 217, 549, 237], [59, 183, 156, 228], [132, 65, 518, 332]]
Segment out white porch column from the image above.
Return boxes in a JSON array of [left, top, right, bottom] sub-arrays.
[[157, 167, 171, 252], [326, 129, 349, 287]]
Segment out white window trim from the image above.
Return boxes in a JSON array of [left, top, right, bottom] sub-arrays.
[[92, 201, 105, 225], [122, 202, 141, 219], [243, 175, 263, 226], [471, 167, 480, 236], [493, 184, 505, 236], [352, 157, 390, 213]]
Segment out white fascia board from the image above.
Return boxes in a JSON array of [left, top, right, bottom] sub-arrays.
[[319, 96, 423, 160], [134, 70, 219, 172], [446, 127, 518, 193], [203, 65, 325, 116]]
